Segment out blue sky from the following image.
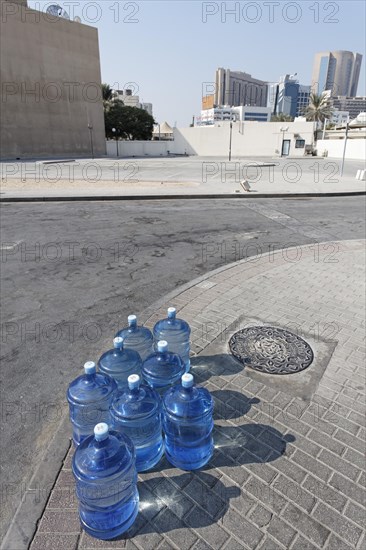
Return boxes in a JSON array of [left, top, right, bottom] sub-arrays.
[[29, 1, 366, 126]]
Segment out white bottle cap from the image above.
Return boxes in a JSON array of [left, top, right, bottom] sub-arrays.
[[167, 307, 176, 318], [128, 315, 137, 326], [113, 337, 123, 349], [128, 374, 140, 390], [84, 361, 96, 374], [182, 373, 194, 388], [157, 340, 168, 353], [94, 422, 109, 441]]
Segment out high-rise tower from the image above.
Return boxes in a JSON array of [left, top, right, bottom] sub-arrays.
[[311, 51, 362, 97]]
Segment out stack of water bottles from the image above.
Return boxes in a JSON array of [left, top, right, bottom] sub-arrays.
[[67, 308, 214, 540]]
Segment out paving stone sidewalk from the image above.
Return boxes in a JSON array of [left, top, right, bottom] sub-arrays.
[[30, 239, 365, 550]]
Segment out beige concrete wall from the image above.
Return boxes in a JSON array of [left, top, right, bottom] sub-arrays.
[[104, 122, 316, 158], [172, 122, 315, 157], [106, 140, 172, 158], [0, 1, 105, 159], [317, 139, 366, 160]]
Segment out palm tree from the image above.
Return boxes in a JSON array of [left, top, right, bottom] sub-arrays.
[[101, 83, 116, 111], [303, 93, 333, 124], [102, 83, 113, 102], [271, 113, 294, 122], [303, 93, 334, 145]]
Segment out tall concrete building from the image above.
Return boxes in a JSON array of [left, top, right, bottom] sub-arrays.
[[214, 68, 268, 107], [0, 0, 105, 159], [311, 51, 362, 97], [113, 89, 153, 116], [268, 75, 311, 118], [330, 96, 366, 119], [196, 105, 271, 126]]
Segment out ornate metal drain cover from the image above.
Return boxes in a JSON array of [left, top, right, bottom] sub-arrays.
[[229, 326, 314, 375]]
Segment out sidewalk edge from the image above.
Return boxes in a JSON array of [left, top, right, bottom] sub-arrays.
[[0, 416, 71, 550], [1, 191, 366, 202]]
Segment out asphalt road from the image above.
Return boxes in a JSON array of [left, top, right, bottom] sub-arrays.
[[1, 196, 365, 538]]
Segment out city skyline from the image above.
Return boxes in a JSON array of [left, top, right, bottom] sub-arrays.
[[28, 1, 366, 126]]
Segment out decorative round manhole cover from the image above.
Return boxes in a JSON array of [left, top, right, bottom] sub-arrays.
[[229, 326, 314, 375]]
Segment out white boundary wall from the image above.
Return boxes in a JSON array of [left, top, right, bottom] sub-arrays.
[[316, 139, 366, 160], [106, 140, 172, 157], [172, 122, 315, 157], [106, 122, 316, 158]]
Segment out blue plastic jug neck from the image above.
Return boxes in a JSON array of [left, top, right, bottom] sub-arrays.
[[128, 315, 137, 328], [167, 308, 176, 321], [113, 337, 124, 351], [94, 436, 110, 449]]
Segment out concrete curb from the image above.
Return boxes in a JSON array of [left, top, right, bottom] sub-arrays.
[[0, 417, 71, 550], [1, 191, 366, 202]]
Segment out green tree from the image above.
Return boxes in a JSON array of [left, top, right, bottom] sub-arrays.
[[271, 113, 294, 122], [303, 93, 334, 144], [102, 83, 114, 105], [105, 101, 155, 141], [303, 93, 333, 124]]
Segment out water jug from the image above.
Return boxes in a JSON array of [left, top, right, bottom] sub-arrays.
[[67, 361, 117, 446], [98, 337, 142, 390], [115, 315, 153, 361], [153, 307, 191, 372], [72, 422, 139, 540], [162, 373, 214, 470], [110, 374, 164, 472], [141, 340, 185, 394]]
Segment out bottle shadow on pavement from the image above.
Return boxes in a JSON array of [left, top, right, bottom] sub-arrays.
[[112, 426, 295, 541], [117, 470, 241, 540], [212, 389, 260, 420], [190, 353, 244, 382], [210, 389, 295, 464], [208, 423, 296, 466]]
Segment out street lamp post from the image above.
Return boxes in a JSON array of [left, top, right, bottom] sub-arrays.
[[229, 115, 236, 161], [340, 118, 350, 177], [112, 128, 119, 157], [279, 126, 289, 157], [88, 123, 94, 159]]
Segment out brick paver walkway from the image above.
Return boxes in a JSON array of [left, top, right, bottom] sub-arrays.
[[30, 239, 365, 550]]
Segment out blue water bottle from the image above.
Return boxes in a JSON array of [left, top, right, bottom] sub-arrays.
[[98, 337, 142, 390], [153, 307, 191, 372], [72, 422, 139, 540], [162, 373, 214, 470], [67, 361, 117, 446], [141, 340, 185, 394], [110, 374, 164, 472], [115, 315, 154, 361]]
